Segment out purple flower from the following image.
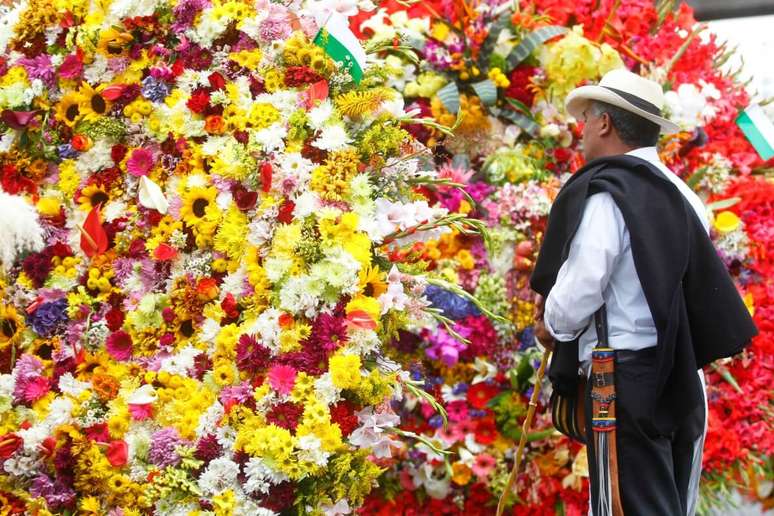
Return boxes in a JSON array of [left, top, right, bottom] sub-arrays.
[[30, 474, 76, 510], [29, 298, 68, 337], [141, 76, 170, 102], [172, 0, 211, 32], [57, 143, 79, 159], [148, 428, 190, 468], [17, 55, 55, 88]]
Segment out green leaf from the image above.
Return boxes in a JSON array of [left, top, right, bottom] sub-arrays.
[[706, 197, 741, 211], [506, 26, 568, 70], [493, 107, 540, 136], [505, 98, 535, 118], [471, 79, 498, 105], [437, 81, 460, 114]]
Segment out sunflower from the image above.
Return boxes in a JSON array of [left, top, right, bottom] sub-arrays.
[[97, 27, 134, 57], [180, 186, 219, 226], [79, 82, 110, 120], [358, 265, 387, 298], [56, 91, 84, 127], [0, 304, 23, 349], [78, 184, 110, 211]]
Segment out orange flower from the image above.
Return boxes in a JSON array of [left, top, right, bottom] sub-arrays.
[[204, 115, 225, 135], [196, 277, 219, 301], [71, 133, 93, 151]]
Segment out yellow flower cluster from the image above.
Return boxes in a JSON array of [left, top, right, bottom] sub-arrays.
[[543, 26, 624, 101]]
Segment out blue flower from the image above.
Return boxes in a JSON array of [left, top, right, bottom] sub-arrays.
[[424, 285, 480, 320], [29, 299, 68, 337]]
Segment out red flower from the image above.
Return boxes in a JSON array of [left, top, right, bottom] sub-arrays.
[[473, 416, 498, 445], [505, 66, 538, 107], [106, 440, 128, 467], [208, 72, 226, 90], [0, 433, 22, 460], [186, 89, 210, 113], [466, 382, 499, 409], [330, 400, 360, 436]]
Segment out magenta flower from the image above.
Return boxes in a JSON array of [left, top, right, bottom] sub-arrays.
[[126, 148, 155, 177], [471, 453, 497, 478], [267, 364, 297, 395], [106, 330, 133, 361]]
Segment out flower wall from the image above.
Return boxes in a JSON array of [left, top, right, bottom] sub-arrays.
[[0, 0, 495, 514]]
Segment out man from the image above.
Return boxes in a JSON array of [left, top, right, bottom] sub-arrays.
[[530, 69, 757, 515]]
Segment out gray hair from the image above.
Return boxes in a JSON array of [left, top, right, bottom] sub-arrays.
[[589, 100, 660, 148]]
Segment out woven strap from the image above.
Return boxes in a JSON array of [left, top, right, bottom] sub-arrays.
[[592, 308, 624, 516]]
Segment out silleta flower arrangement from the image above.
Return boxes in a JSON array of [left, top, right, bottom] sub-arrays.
[[353, 0, 774, 514], [0, 0, 496, 514]]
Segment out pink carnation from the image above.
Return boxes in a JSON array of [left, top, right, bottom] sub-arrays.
[[267, 364, 297, 395], [126, 148, 155, 177]]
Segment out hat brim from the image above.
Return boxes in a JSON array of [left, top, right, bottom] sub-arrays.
[[565, 85, 680, 134]]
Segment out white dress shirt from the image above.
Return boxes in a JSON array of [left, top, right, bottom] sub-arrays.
[[544, 147, 710, 363]]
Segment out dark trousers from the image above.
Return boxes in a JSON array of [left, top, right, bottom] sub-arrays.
[[585, 349, 706, 516]]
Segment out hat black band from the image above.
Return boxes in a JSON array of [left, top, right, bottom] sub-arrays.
[[602, 86, 662, 116]]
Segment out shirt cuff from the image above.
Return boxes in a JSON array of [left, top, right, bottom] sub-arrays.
[[544, 294, 586, 342]]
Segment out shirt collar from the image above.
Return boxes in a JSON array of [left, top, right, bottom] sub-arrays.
[[625, 146, 661, 165]]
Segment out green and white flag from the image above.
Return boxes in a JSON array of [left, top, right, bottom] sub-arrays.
[[314, 12, 367, 84], [736, 104, 774, 161]]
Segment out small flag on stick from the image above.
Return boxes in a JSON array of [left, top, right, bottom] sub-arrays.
[[314, 12, 367, 84], [736, 104, 774, 161]]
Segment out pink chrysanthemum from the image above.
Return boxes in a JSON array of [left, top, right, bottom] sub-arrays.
[[267, 364, 297, 395], [21, 376, 50, 403]]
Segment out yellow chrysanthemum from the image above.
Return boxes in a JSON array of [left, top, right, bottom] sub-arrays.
[[329, 353, 362, 390]]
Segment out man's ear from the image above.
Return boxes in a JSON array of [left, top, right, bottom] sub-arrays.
[[599, 112, 613, 137]]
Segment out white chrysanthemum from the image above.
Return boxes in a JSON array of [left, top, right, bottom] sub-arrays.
[[314, 373, 341, 406], [158, 345, 202, 375], [244, 457, 289, 495], [83, 54, 114, 84], [58, 373, 91, 397], [0, 191, 44, 271], [198, 457, 240, 496], [76, 139, 115, 174], [188, 9, 229, 47], [243, 307, 282, 351], [292, 191, 321, 219], [278, 275, 322, 317], [196, 401, 225, 439], [312, 124, 352, 151], [296, 434, 330, 467], [308, 100, 335, 130], [252, 124, 288, 153]]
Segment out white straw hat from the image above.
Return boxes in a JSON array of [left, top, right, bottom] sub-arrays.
[[565, 68, 680, 134]]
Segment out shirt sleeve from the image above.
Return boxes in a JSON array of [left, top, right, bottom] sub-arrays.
[[544, 192, 625, 341]]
